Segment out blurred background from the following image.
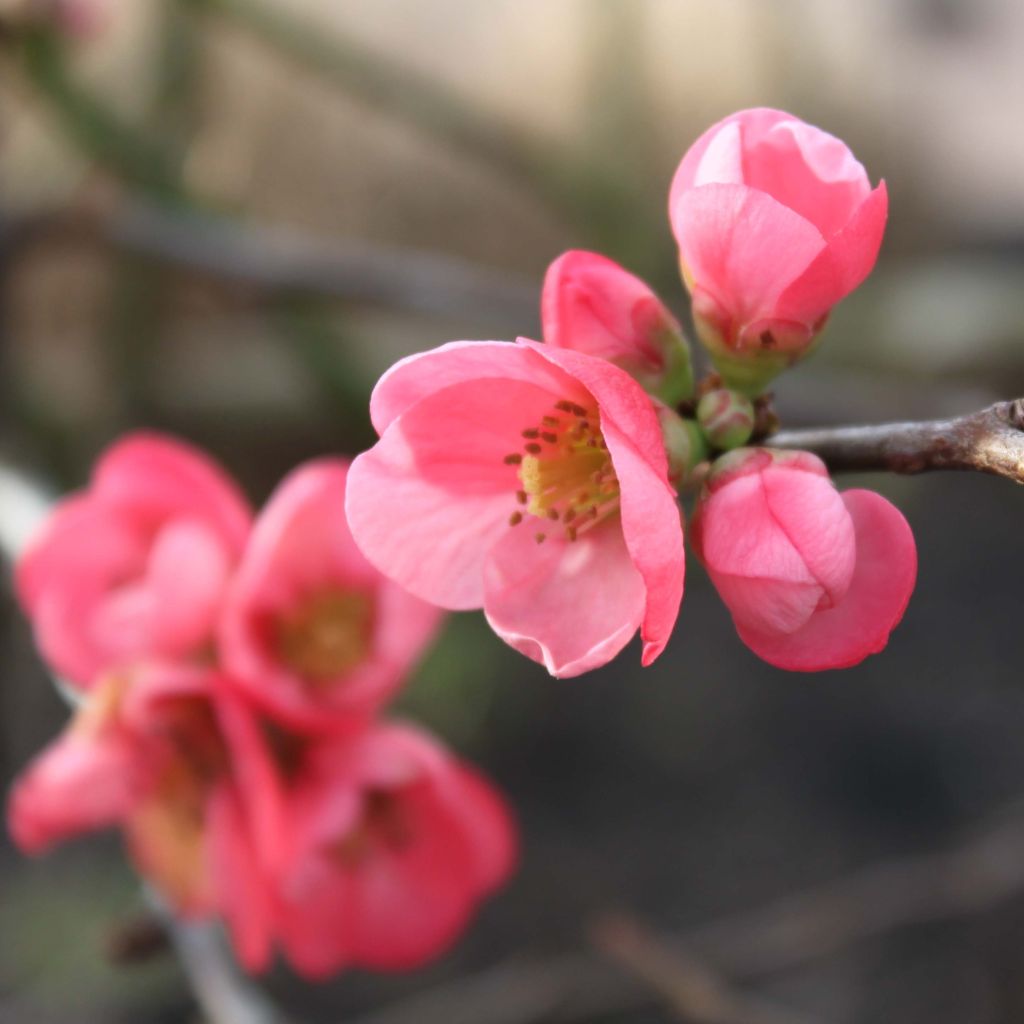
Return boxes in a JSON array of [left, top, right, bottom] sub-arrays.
[[2, 1, 1024, 1021]]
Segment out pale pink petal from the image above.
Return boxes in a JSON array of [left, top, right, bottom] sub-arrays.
[[737, 489, 917, 671], [601, 419, 685, 665], [368, 340, 588, 436], [670, 108, 791, 196], [775, 182, 889, 326], [435, 764, 518, 892], [207, 784, 273, 973], [213, 684, 289, 877], [671, 183, 825, 333], [16, 499, 146, 685], [346, 786, 487, 971], [483, 519, 645, 677], [521, 344, 684, 664], [348, 376, 567, 609], [277, 857, 358, 978], [699, 465, 854, 635], [91, 520, 232, 662], [7, 730, 141, 852], [740, 118, 871, 237], [92, 433, 251, 553]]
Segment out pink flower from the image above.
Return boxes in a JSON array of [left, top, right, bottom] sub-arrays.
[[669, 108, 888, 392], [7, 666, 281, 971], [542, 250, 693, 403], [50, 0, 107, 37], [691, 449, 916, 671], [345, 339, 685, 677], [17, 433, 251, 690], [219, 460, 442, 733], [273, 721, 516, 977]]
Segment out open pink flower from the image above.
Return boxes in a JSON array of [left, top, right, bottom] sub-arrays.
[[219, 460, 442, 733], [17, 433, 251, 690], [669, 108, 887, 391], [274, 721, 516, 977], [542, 250, 693, 403], [691, 448, 916, 671], [7, 665, 281, 971], [345, 339, 684, 677]]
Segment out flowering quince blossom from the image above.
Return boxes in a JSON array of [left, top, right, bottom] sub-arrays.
[[542, 250, 694, 404], [16, 433, 251, 690], [269, 721, 516, 977], [219, 460, 442, 733], [690, 448, 917, 671], [7, 665, 281, 971], [669, 107, 888, 393], [345, 339, 685, 677]]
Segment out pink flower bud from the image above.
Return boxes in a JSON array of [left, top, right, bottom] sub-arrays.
[[669, 109, 888, 394], [696, 388, 755, 450], [691, 448, 916, 670], [542, 250, 694, 404]]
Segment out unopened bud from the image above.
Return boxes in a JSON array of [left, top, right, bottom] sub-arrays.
[[696, 388, 755, 451], [654, 403, 706, 486], [543, 250, 695, 404]]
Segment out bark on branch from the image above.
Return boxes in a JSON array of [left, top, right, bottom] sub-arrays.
[[768, 399, 1024, 484]]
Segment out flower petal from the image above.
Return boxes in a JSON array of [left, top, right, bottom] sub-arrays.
[[775, 182, 888, 326], [521, 344, 684, 665], [672, 183, 826, 336], [368, 340, 588, 436], [737, 489, 916, 671], [483, 519, 645, 677], [740, 117, 871, 237], [348, 376, 571, 609], [93, 433, 251, 553]]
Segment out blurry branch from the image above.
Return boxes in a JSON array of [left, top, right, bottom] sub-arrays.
[[189, 0, 636, 236], [9, 198, 539, 326], [18, 30, 185, 200], [163, 917, 289, 1024], [593, 916, 825, 1024], [352, 807, 1024, 1024], [770, 398, 1024, 485]]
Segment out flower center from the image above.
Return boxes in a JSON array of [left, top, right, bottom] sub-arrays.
[[275, 590, 374, 686], [334, 788, 414, 867], [503, 398, 619, 543]]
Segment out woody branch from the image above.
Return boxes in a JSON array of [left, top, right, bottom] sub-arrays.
[[768, 398, 1024, 485]]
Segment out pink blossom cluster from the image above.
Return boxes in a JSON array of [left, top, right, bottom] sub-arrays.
[[7, 107, 918, 978], [8, 436, 516, 977], [346, 107, 917, 676]]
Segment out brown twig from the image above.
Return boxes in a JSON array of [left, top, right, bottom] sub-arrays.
[[593, 915, 825, 1024], [350, 807, 1024, 1024], [3, 198, 539, 328], [769, 399, 1024, 484]]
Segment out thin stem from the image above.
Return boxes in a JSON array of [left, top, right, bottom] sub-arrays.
[[768, 399, 1024, 485]]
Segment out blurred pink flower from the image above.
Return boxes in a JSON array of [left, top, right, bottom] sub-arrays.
[[346, 339, 684, 677], [219, 460, 442, 733], [273, 721, 516, 976], [8, 666, 281, 970], [17, 433, 251, 690], [542, 250, 693, 403], [50, 0, 106, 37], [669, 108, 887, 391], [691, 448, 916, 671]]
